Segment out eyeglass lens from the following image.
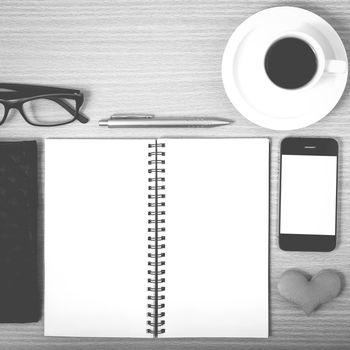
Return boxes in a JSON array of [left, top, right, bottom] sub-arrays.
[[0, 103, 5, 123], [22, 97, 76, 126]]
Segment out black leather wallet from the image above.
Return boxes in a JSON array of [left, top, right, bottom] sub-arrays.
[[0, 141, 40, 322]]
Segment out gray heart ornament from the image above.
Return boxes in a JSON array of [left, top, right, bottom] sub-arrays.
[[278, 269, 342, 315]]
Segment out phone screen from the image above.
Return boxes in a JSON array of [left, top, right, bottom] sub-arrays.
[[280, 154, 337, 236]]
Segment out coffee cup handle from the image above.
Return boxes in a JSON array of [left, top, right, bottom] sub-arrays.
[[325, 60, 347, 73]]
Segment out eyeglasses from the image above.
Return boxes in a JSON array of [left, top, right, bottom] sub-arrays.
[[0, 83, 89, 126]]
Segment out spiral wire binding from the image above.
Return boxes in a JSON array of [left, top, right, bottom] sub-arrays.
[[147, 141, 166, 336]]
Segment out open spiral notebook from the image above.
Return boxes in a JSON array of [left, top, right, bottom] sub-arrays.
[[44, 138, 269, 338]]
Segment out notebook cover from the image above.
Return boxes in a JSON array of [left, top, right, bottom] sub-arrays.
[[0, 141, 40, 322]]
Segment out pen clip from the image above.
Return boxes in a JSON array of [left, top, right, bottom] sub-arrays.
[[110, 113, 155, 119]]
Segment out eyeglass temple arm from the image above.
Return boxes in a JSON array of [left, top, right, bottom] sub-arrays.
[[44, 97, 89, 124], [0, 83, 80, 95]]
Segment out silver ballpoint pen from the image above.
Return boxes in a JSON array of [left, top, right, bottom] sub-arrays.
[[98, 114, 233, 128]]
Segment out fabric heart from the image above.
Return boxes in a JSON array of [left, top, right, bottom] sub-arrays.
[[278, 269, 342, 315]]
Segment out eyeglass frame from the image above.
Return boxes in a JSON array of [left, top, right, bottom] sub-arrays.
[[0, 83, 89, 126]]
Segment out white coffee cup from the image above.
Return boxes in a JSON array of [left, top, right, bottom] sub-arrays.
[[264, 30, 347, 91]]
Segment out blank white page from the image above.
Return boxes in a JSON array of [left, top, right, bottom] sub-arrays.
[[45, 139, 151, 337], [162, 138, 269, 338]]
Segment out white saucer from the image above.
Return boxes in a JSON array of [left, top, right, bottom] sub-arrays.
[[222, 7, 348, 130]]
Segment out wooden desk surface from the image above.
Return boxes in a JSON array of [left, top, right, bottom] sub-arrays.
[[1, 0, 350, 348]]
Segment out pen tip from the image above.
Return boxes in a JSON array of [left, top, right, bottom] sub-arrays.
[[99, 119, 108, 126], [221, 119, 234, 125]]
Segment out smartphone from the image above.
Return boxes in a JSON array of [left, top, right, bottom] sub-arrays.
[[279, 137, 338, 252]]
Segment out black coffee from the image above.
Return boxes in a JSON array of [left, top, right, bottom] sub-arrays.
[[264, 37, 318, 89]]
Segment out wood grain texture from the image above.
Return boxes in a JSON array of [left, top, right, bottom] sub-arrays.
[[0, 0, 350, 348]]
